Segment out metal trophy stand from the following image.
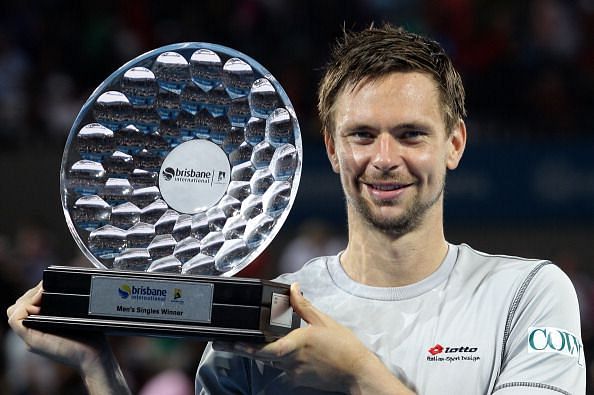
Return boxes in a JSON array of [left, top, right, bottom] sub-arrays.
[[24, 43, 302, 342]]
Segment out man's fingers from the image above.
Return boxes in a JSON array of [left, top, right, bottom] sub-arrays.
[[7, 281, 43, 319], [290, 283, 325, 326]]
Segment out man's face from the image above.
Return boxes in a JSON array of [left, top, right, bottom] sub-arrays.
[[325, 72, 465, 235]]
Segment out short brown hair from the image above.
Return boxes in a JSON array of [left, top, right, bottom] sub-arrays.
[[317, 24, 466, 137]]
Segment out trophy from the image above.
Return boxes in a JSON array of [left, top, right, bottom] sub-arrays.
[[23, 43, 302, 342]]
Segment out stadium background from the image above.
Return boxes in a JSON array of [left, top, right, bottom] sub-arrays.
[[0, 1, 592, 393]]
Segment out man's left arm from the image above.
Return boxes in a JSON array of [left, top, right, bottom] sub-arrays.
[[493, 263, 586, 394]]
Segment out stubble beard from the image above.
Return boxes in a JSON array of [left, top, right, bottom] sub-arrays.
[[347, 177, 446, 237]]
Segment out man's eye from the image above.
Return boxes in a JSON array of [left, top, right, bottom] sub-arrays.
[[402, 130, 426, 139], [352, 131, 373, 139]]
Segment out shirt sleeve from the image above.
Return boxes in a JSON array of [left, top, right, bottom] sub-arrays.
[[196, 343, 251, 395], [493, 263, 586, 394]]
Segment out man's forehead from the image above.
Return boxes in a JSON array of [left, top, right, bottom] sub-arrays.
[[341, 71, 439, 98]]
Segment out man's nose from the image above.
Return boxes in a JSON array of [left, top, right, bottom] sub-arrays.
[[371, 133, 401, 171]]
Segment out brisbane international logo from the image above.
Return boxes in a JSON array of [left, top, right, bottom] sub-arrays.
[[161, 167, 216, 184], [162, 167, 175, 181], [118, 284, 132, 299]]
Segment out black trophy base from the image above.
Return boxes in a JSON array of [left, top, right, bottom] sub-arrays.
[[24, 266, 300, 342]]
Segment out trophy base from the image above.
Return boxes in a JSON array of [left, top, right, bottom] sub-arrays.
[[24, 266, 300, 342]]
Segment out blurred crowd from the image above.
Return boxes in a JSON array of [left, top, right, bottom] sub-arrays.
[[0, 0, 593, 150], [0, 0, 593, 394]]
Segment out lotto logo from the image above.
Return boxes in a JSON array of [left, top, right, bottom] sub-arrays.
[[427, 343, 478, 355], [428, 344, 444, 355]]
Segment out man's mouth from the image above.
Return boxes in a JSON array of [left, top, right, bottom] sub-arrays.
[[369, 183, 409, 191]]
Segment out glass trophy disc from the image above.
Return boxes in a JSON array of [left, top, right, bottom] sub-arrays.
[[61, 43, 302, 277]]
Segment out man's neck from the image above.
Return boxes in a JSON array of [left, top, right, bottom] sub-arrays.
[[340, 208, 449, 287]]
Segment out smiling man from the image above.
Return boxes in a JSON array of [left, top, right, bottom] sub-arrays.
[[7, 24, 585, 395], [196, 25, 585, 394]]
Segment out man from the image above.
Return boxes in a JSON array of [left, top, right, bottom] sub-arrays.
[[7, 25, 585, 394]]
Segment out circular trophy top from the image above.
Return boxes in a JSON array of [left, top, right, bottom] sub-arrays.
[[61, 43, 302, 277]]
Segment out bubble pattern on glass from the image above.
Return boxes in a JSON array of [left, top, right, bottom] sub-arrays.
[[64, 45, 299, 276]]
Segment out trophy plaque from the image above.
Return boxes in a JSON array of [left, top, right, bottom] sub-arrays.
[[24, 43, 302, 342]]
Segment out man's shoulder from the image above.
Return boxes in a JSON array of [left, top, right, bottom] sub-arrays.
[[454, 243, 567, 291], [273, 255, 336, 285], [456, 243, 551, 272]]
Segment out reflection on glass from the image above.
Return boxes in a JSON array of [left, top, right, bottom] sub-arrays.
[[180, 84, 204, 115], [244, 213, 275, 247], [131, 186, 160, 208], [244, 117, 265, 146], [222, 126, 244, 153], [250, 168, 274, 195], [104, 151, 134, 178], [194, 109, 213, 139], [266, 108, 292, 147], [262, 181, 291, 217], [68, 160, 106, 195], [231, 161, 255, 182], [270, 143, 297, 181], [215, 239, 249, 272], [181, 253, 217, 275], [140, 199, 168, 223], [172, 214, 192, 241], [110, 202, 141, 230], [127, 222, 155, 248], [251, 141, 275, 169], [114, 125, 144, 155], [134, 148, 163, 171], [77, 123, 114, 161], [155, 209, 179, 235], [113, 248, 151, 271], [249, 78, 278, 118], [190, 48, 222, 91], [200, 231, 225, 256], [228, 97, 251, 127], [222, 215, 246, 239], [159, 118, 182, 146], [227, 181, 251, 201], [133, 107, 160, 133], [121, 67, 157, 107], [240, 194, 263, 220], [153, 51, 190, 94], [147, 255, 182, 273], [102, 178, 133, 205], [72, 195, 111, 231], [94, 91, 131, 131], [173, 236, 201, 263], [157, 89, 181, 120], [129, 169, 158, 188], [201, 85, 229, 118], [89, 225, 127, 260], [210, 115, 230, 144], [223, 58, 253, 99], [191, 211, 209, 240], [147, 234, 177, 259], [206, 207, 226, 232], [218, 195, 241, 218], [229, 142, 253, 166]]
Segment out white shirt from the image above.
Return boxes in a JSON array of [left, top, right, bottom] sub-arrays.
[[197, 244, 585, 394]]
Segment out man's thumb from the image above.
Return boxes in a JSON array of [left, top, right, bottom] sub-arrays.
[[290, 283, 324, 325]]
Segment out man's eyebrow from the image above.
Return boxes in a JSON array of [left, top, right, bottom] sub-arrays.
[[342, 122, 433, 133]]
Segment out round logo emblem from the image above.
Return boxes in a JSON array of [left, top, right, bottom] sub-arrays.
[[158, 140, 230, 213]]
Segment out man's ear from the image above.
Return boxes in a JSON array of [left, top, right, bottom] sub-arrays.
[[324, 131, 340, 173], [446, 120, 467, 170]]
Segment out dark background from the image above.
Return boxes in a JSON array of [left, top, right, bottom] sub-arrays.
[[0, 0, 593, 394]]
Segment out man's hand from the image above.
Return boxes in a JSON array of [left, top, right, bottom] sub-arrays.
[[6, 281, 131, 395], [214, 283, 415, 395]]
